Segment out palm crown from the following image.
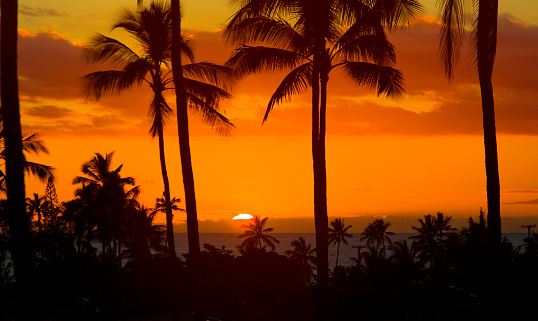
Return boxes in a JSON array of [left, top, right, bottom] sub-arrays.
[[238, 215, 280, 251]]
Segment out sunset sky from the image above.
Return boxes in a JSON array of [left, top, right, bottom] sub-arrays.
[[12, 0, 538, 233]]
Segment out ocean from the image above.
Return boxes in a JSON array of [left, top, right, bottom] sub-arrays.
[[174, 233, 529, 267]]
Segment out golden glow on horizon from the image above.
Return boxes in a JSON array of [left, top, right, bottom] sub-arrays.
[[233, 214, 254, 220]]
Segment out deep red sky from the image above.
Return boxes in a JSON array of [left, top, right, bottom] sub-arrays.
[[12, 0, 538, 232]]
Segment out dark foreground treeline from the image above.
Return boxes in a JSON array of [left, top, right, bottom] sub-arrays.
[[1, 197, 538, 320]]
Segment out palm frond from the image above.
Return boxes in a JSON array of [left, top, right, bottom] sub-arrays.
[[226, 45, 304, 77], [23, 161, 55, 183], [184, 92, 235, 136], [438, 0, 465, 80], [182, 62, 237, 91], [82, 61, 148, 101], [85, 34, 141, 66], [264, 62, 312, 122], [336, 33, 396, 66], [21, 134, 49, 155], [341, 61, 404, 98], [148, 94, 174, 138], [224, 15, 307, 53]]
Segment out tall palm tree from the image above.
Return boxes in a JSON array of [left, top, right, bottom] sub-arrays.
[[328, 218, 353, 268], [225, 0, 421, 293], [238, 215, 280, 251], [360, 218, 395, 257], [1, 0, 34, 312], [84, 1, 233, 258], [26, 193, 46, 232], [437, 0, 501, 255]]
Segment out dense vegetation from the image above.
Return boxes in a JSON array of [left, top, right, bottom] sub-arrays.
[[0, 175, 537, 320]]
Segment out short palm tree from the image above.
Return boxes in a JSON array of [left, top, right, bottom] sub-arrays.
[[286, 236, 316, 277], [83, 1, 234, 258], [26, 193, 47, 232], [72, 152, 139, 266], [238, 215, 280, 251], [360, 218, 395, 257], [328, 218, 353, 268]]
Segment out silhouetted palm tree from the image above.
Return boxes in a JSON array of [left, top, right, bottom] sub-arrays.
[[84, 1, 233, 258], [238, 215, 280, 251], [286, 236, 316, 279], [26, 193, 46, 232], [225, 0, 421, 296], [360, 218, 395, 257], [411, 213, 456, 269], [138, 0, 235, 258], [153, 194, 184, 250], [433, 212, 457, 240], [0, 133, 55, 192], [328, 218, 353, 268], [1, 0, 34, 308], [437, 0, 501, 254], [72, 152, 139, 267]]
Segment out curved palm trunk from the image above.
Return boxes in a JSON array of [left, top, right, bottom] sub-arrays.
[[157, 126, 176, 258], [1, 0, 34, 316], [170, 0, 200, 257]]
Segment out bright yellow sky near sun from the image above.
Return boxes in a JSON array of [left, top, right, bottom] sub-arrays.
[[15, 0, 538, 233]]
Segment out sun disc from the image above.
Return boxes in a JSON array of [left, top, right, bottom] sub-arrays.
[[233, 213, 253, 220]]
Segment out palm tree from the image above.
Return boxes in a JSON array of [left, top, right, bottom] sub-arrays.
[[286, 236, 316, 278], [238, 215, 280, 251], [72, 152, 139, 267], [433, 212, 457, 240], [0, 133, 56, 192], [153, 194, 184, 250], [328, 218, 353, 268], [225, 0, 421, 293], [437, 0, 501, 255], [360, 218, 395, 257], [26, 193, 46, 232], [1, 0, 34, 311], [84, 1, 233, 258], [411, 214, 440, 269]]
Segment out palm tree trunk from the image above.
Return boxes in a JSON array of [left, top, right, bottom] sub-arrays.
[[1, 1, 34, 317], [312, 41, 329, 321], [335, 242, 340, 269], [157, 127, 176, 258], [170, 0, 200, 257], [477, 0, 501, 259]]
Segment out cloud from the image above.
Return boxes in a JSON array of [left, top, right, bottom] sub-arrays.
[[505, 199, 538, 205], [14, 14, 538, 138], [24, 105, 74, 119], [503, 189, 538, 194], [19, 5, 70, 17]]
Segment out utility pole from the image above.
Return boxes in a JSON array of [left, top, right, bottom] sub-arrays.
[[522, 224, 536, 238], [352, 245, 363, 265]]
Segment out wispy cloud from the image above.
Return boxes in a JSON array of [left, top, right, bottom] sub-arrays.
[[505, 199, 538, 205], [503, 189, 538, 194], [19, 5, 69, 18]]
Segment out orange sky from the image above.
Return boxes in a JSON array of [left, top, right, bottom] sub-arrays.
[[11, 1, 538, 232]]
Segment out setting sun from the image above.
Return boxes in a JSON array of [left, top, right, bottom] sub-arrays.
[[232, 213, 254, 220]]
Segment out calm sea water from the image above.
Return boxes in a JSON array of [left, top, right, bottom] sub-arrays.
[[175, 233, 529, 267]]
